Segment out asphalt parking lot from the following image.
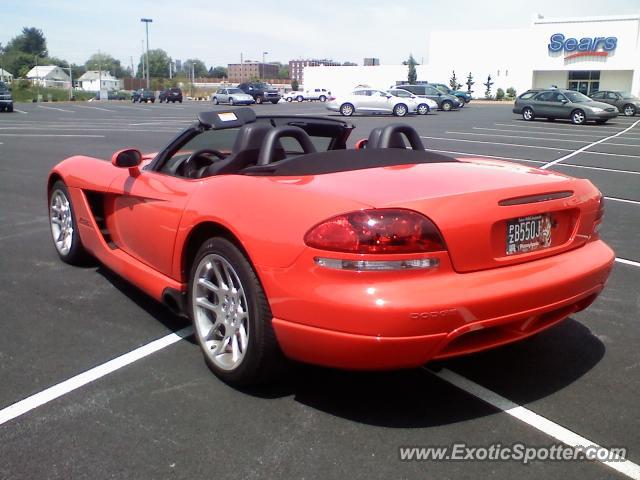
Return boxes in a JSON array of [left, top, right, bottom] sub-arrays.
[[0, 100, 638, 480]]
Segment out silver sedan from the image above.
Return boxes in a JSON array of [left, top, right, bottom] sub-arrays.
[[213, 88, 255, 106]]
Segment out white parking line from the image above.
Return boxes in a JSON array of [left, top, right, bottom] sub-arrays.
[[616, 257, 640, 268], [606, 197, 640, 206], [37, 105, 75, 113], [421, 136, 574, 152], [541, 120, 640, 169], [0, 134, 105, 137], [427, 368, 640, 480], [0, 326, 193, 426], [74, 105, 114, 113], [473, 127, 608, 139], [495, 122, 629, 132], [447, 131, 585, 144], [12, 109, 28, 114]]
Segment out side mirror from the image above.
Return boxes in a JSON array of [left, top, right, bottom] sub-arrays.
[[561, 99, 568, 104], [112, 148, 142, 170]]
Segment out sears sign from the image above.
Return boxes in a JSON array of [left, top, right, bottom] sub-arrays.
[[548, 33, 617, 60]]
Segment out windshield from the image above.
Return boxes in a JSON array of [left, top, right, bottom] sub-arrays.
[[618, 91, 637, 99], [254, 83, 271, 90], [388, 90, 411, 97], [564, 91, 591, 103], [227, 88, 242, 94]]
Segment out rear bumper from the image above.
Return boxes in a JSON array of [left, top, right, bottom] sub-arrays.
[[265, 240, 614, 370]]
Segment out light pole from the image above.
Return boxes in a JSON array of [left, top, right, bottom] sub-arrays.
[[262, 51, 268, 79], [140, 18, 153, 89]]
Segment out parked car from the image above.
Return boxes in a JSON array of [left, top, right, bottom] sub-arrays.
[[237, 82, 281, 104], [513, 89, 618, 124], [132, 89, 156, 103], [46, 107, 614, 386], [386, 88, 438, 115], [284, 88, 332, 102], [326, 88, 414, 116], [589, 90, 640, 116], [159, 87, 183, 103], [213, 87, 256, 106], [0, 81, 13, 112], [395, 84, 461, 111], [430, 83, 472, 104], [95, 91, 129, 101]]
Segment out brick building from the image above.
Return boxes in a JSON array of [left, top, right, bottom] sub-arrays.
[[288, 59, 342, 85], [227, 62, 279, 82]]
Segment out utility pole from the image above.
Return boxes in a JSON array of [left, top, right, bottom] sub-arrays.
[[262, 51, 268, 80], [141, 40, 145, 85], [35, 54, 40, 101], [140, 18, 153, 89], [98, 49, 102, 100], [240, 52, 243, 82], [169, 59, 172, 80]]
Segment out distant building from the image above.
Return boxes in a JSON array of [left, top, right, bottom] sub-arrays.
[[228, 62, 279, 82], [77, 71, 121, 91], [364, 58, 380, 66], [0, 68, 13, 81], [26, 66, 71, 88], [289, 59, 341, 84]]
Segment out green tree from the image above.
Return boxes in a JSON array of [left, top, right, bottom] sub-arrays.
[[184, 58, 207, 78], [407, 54, 417, 84], [449, 70, 462, 90], [291, 79, 299, 91], [483, 74, 494, 99], [137, 49, 171, 78], [277, 64, 289, 79], [6, 27, 48, 57], [496, 88, 505, 100], [506, 87, 517, 98], [466, 72, 474, 94], [85, 52, 125, 77], [209, 66, 228, 78]]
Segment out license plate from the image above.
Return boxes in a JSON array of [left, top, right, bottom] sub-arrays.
[[506, 214, 552, 255]]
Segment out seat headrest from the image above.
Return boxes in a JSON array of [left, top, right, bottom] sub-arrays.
[[231, 123, 273, 153]]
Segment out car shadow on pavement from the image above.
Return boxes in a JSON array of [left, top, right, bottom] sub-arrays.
[[243, 318, 604, 428], [95, 265, 195, 344]]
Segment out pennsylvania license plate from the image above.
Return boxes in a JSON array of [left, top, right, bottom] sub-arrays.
[[506, 214, 552, 255]]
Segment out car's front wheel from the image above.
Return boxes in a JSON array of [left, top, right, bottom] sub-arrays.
[[286, 97, 292, 102], [256, 96, 263, 104], [48, 180, 87, 265], [522, 107, 534, 121], [571, 109, 586, 125], [339, 103, 354, 116], [213, 97, 219, 105], [393, 103, 408, 117], [623, 104, 636, 116], [441, 100, 453, 111], [319, 95, 327, 102], [416, 103, 429, 115], [296, 95, 304, 102], [188, 237, 284, 386]]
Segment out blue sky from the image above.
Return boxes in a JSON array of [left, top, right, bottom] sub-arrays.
[[2, 0, 639, 69]]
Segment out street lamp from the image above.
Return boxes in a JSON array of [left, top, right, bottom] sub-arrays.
[[140, 18, 153, 89], [262, 51, 268, 79]]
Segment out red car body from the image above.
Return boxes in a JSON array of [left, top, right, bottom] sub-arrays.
[[47, 110, 614, 376]]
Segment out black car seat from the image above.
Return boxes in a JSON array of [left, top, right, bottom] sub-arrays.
[[200, 123, 285, 177]]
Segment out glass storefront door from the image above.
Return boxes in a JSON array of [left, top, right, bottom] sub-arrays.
[[567, 71, 600, 95]]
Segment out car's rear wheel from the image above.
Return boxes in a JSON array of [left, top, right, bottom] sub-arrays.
[[213, 97, 219, 105], [229, 98, 235, 106], [457, 98, 464, 107], [522, 107, 534, 121], [48, 180, 87, 265], [319, 95, 327, 102], [256, 96, 263, 104], [416, 103, 429, 115], [188, 237, 284, 386], [296, 95, 304, 102], [339, 103, 354, 116], [393, 103, 408, 117], [623, 104, 636, 116], [286, 97, 292, 102], [571, 109, 586, 125], [441, 100, 453, 111]]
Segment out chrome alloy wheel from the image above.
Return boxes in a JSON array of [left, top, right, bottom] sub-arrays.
[[192, 254, 249, 371], [49, 189, 74, 256], [572, 110, 586, 124], [624, 105, 636, 116], [417, 103, 429, 115]]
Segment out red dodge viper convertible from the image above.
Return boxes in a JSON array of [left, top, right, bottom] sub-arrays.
[[47, 108, 614, 385]]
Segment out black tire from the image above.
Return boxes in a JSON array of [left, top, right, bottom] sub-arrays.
[[48, 180, 88, 265], [271, 100, 279, 104], [393, 103, 408, 117], [213, 97, 219, 105], [229, 98, 235, 106], [441, 100, 453, 111], [7, 104, 13, 113], [179, 100, 182, 103], [151, 99, 155, 103], [522, 107, 534, 121], [296, 95, 304, 102], [457, 98, 464, 107], [416, 103, 429, 115], [319, 95, 327, 102], [571, 109, 586, 125], [286, 97, 292, 102], [188, 237, 285, 386], [256, 96, 263, 104], [339, 103, 355, 116], [623, 104, 636, 116]]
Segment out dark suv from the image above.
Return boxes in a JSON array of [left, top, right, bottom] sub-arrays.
[[0, 81, 13, 112], [159, 87, 183, 103], [237, 82, 281, 104], [132, 89, 156, 103], [395, 84, 461, 111]]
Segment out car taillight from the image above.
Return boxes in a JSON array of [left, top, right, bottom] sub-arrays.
[[327, 96, 336, 101], [304, 209, 446, 254], [593, 196, 605, 235]]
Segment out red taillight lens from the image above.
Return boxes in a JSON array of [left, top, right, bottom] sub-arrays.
[[304, 209, 446, 254]]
